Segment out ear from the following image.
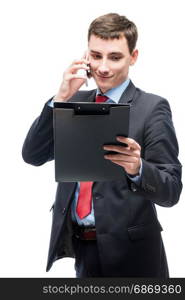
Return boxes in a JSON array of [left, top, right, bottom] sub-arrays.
[[130, 49, 138, 66]]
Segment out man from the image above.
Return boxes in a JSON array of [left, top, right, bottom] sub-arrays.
[[22, 13, 182, 277]]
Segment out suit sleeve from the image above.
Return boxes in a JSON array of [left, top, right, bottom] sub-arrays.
[[22, 100, 54, 166], [137, 98, 182, 207]]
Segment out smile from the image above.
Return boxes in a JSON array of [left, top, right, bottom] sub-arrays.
[[96, 74, 113, 79]]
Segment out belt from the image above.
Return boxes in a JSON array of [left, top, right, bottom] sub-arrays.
[[73, 224, 96, 240]]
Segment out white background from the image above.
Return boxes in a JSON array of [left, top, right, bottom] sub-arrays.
[[0, 0, 184, 277]]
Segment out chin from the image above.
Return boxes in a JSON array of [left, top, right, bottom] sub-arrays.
[[95, 81, 110, 92], [98, 85, 110, 93], [93, 77, 112, 92]]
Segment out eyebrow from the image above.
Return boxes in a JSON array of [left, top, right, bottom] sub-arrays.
[[90, 50, 101, 54], [109, 52, 123, 56], [90, 50, 123, 56]]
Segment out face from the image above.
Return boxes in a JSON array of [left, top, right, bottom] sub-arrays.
[[88, 34, 138, 93]]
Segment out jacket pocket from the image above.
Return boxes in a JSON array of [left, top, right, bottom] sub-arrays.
[[127, 222, 163, 240]]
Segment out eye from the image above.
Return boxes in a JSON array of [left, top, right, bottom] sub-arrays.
[[110, 56, 121, 61], [91, 53, 102, 60]]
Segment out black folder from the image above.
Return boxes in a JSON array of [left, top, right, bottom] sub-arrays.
[[54, 102, 130, 182]]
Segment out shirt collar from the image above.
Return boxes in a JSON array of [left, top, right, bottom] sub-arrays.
[[96, 78, 130, 104]]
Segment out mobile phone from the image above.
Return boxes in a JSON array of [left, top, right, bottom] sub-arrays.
[[78, 52, 90, 86], [86, 64, 91, 78]]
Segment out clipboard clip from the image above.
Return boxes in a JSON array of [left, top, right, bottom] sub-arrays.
[[74, 103, 111, 115], [54, 102, 130, 115]]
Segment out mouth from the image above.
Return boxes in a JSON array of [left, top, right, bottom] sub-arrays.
[[96, 73, 113, 79]]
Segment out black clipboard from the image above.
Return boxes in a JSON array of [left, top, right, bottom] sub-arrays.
[[54, 102, 130, 182]]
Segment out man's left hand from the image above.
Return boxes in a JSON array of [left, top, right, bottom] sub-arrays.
[[103, 136, 141, 176]]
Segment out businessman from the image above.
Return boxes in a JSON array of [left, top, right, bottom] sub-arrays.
[[22, 13, 182, 277]]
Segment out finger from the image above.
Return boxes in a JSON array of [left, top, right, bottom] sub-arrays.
[[109, 160, 136, 170], [69, 64, 90, 73], [71, 58, 89, 66], [103, 145, 140, 157], [104, 154, 138, 163], [65, 73, 87, 81], [116, 137, 141, 150], [119, 137, 141, 151]]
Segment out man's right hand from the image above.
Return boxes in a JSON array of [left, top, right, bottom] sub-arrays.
[[53, 58, 90, 102]]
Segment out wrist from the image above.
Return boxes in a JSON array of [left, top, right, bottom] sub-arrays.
[[127, 160, 142, 178]]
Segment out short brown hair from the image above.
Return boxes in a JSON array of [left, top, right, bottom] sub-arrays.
[[88, 13, 138, 54]]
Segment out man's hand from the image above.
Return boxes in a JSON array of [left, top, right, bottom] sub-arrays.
[[103, 136, 141, 176], [54, 58, 90, 102]]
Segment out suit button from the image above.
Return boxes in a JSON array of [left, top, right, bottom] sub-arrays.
[[131, 183, 137, 192], [62, 208, 66, 214], [94, 194, 102, 200]]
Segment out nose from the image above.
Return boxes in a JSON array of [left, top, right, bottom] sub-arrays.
[[97, 58, 109, 74]]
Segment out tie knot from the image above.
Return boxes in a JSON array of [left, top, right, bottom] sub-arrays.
[[95, 94, 108, 103]]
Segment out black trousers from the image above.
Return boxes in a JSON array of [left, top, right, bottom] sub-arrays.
[[72, 236, 102, 278]]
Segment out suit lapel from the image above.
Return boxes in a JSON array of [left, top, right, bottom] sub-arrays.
[[86, 90, 96, 102], [118, 80, 137, 104], [69, 89, 96, 103]]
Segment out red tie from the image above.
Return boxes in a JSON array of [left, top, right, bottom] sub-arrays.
[[95, 94, 109, 103], [76, 94, 108, 219]]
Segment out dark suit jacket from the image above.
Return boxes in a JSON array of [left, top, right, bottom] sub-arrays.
[[22, 81, 182, 277]]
